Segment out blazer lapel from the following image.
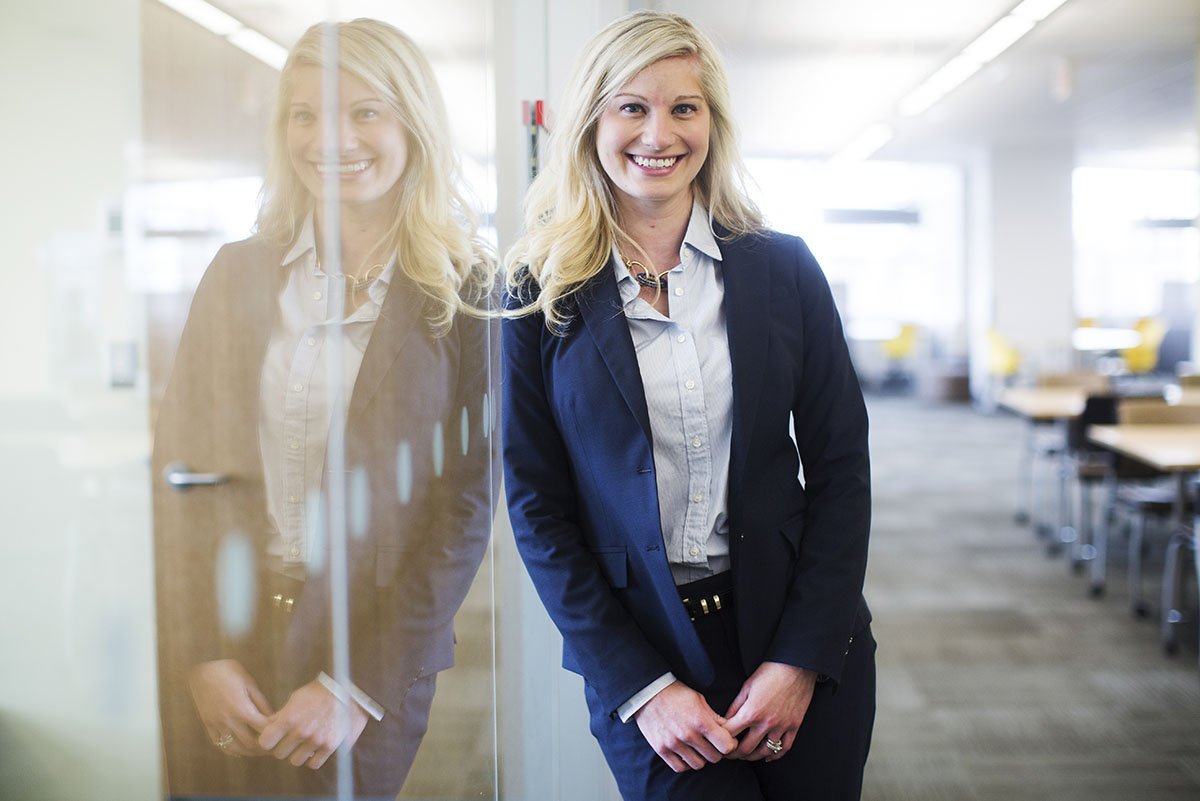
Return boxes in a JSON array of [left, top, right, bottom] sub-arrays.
[[348, 275, 423, 417], [578, 261, 653, 443], [722, 232, 771, 497]]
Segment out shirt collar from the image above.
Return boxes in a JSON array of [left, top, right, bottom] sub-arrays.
[[683, 200, 722, 263], [281, 211, 316, 268], [278, 211, 396, 286]]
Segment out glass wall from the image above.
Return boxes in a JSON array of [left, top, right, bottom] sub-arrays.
[[1, 1, 498, 798]]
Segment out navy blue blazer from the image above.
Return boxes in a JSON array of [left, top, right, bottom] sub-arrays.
[[502, 229, 871, 718]]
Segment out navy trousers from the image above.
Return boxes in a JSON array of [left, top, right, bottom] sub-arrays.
[[585, 590, 876, 801]]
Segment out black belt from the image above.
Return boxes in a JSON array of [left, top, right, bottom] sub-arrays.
[[677, 572, 733, 621]]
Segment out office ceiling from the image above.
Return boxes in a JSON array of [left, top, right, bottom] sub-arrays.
[[204, 0, 1200, 168], [669, 0, 1200, 167], [204, 0, 488, 57]]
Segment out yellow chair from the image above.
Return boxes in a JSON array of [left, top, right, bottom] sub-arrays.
[[879, 324, 918, 393], [881, 324, 918, 362], [987, 329, 1020, 378], [1120, 317, 1167, 373]]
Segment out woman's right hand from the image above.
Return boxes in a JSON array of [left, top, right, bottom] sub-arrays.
[[187, 659, 274, 757], [633, 680, 737, 772]]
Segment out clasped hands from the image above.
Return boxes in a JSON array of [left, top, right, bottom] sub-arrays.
[[632, 661, 817, 774], [187, 659, 369, 769]]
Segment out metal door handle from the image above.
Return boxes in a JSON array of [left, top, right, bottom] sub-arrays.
[[164, 462, 230, 491]]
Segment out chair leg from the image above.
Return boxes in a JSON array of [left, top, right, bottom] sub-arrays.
[[1089, 477, 1117, 598], [1129, 511, 1148, 617], [1049, 448, 1072, 556], [1072, 481, 1093, 575], [1161, 530, 1188, 655], [1016, 425, 1033, 525]]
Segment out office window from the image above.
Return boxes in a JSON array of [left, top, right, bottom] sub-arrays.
[[1073, 166, 1200, 320], [746, 158, 965, 353]]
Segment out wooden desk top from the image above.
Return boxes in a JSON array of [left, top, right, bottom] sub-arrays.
[[1087, 424, 1200, 471], [999, 387, 1087, 421]]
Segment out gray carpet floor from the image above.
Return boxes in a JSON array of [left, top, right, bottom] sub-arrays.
[[861, 396, 1200, 801]]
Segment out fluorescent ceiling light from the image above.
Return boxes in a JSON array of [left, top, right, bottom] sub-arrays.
[[228, 28, 289, 70], [1010, 0, 1070, 23], [961, 14, 1036, 64], [156, 0, 285, 71], [897, 0, 1072, 117], [899, 55, 982, 116], [833, 123, 894, 163], [157, 0, 241, 36]]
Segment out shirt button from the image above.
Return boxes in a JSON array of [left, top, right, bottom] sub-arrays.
[[289, 545, 300, 557], [685, 380, 696, 390], [677, 334, 686, 343], [290, 439, 300, 450], [692, 493, 703, 503], [306, 337, 316, 347], [313, 290, 323, 301], [289, 494, 298, 503], [292, 382, 303, 392], [674, 287, 683, 296], [689, 546, 699, 556], [691, 437, 702, 448]]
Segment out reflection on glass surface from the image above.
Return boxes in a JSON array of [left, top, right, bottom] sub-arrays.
[[150, 17, 498, 800]]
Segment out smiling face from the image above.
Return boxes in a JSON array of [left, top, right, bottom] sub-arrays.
[[286, 65, 409, 219], [595, 56, 711, 220]]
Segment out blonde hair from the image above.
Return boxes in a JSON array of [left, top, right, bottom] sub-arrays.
[[504, 10, 762, 330], [256, 18, 493, 335]]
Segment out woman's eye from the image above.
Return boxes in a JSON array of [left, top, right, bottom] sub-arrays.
[[674, 104, 697, 115], [290, 110, 314, 124], [355, 107, 379, 121], [619, 102, 645, 114]]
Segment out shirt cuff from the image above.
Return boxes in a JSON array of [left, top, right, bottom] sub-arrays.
[[616, 672, 677, 723], [317, 671, 385, 722]]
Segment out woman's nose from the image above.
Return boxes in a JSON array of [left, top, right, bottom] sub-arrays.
[[315, 115, 358, 153], [336, 116, 359, 152], [640, 112, 673, 150]]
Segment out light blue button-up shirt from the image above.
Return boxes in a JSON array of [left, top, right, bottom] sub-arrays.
[[615, 200, 733, 585]]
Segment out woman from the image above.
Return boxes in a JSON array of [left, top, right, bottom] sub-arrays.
[[502, 10, 874, 800], [152, 19, 497, 799]]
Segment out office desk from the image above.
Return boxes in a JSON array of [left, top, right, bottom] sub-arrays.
[[999, 387, 1088, 547], [1087, 424, 1200, 471], [999, 387, 1087, 421], [1088, 423, 1200, 658]]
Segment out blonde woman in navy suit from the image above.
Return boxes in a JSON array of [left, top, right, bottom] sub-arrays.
[[503, 11, 874, 800], [153, 19, 496, 799]]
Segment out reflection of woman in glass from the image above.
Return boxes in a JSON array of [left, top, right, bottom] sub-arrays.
[[152, 18, 496, 798], [503, 10, 874, 800]]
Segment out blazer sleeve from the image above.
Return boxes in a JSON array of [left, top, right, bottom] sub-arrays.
[[763, 236, 871, 684], [501, 296, 674, 715]]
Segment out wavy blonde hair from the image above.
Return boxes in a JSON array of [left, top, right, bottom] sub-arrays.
[[256, 18, 493, 335], [504, 10, 762, 330]]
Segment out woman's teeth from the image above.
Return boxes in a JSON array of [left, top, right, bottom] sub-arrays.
[[315, 160, 370, 174], [631, 155, 678, 169]]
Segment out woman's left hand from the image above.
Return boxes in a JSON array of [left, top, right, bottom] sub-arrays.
[[257, 680, 369, 769], [722, 662, 817, 762]]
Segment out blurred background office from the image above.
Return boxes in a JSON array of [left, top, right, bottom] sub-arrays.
[[3, 0, 1200, 799]]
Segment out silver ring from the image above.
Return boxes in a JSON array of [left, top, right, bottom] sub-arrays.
[[764, 738, 783, 754], [216, 733, 234, 749]]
